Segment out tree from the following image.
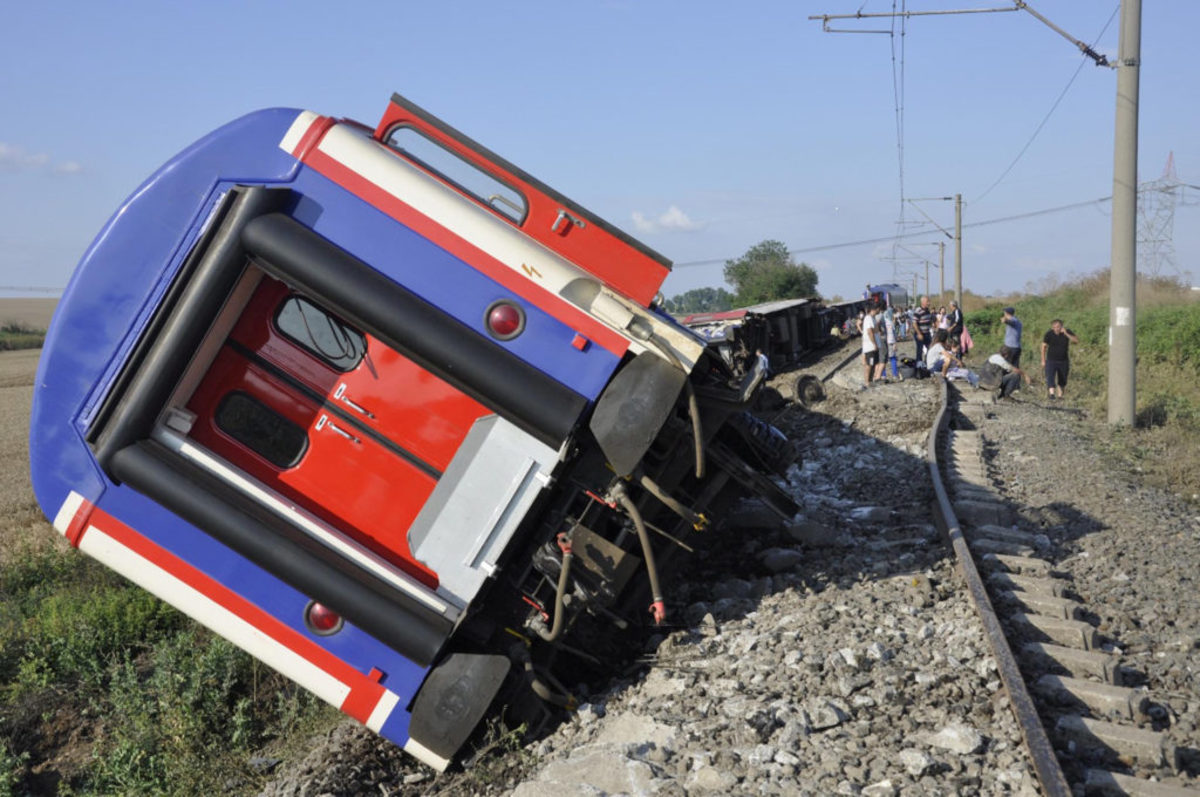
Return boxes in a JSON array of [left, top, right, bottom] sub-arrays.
[[723, 240, 819, 306], [664, 286, 735, 315]]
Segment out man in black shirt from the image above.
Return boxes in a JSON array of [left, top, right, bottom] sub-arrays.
[[1040, 319, 1079, 400], [912, 296, 933, 363]]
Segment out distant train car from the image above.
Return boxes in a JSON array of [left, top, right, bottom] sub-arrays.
[[864, 283, 908, 309], [30, 93, 799, 769], [681, 298, 829, 377]]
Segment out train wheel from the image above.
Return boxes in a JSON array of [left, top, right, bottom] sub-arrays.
[[794, 375, 825, 407]]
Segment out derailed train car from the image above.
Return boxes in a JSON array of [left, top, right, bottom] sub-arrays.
[[29, 94, 799, 769], [681, 297, 854, 378]]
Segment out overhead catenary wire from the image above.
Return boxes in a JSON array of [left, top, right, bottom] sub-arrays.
[[15, 187, 1186, 294], [810, 0, 1125, 296], [973, 3, 1121, 204], [672, 194, 1119, 268]]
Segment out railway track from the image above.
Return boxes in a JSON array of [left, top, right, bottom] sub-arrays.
[[930, 381, 1199, 797]]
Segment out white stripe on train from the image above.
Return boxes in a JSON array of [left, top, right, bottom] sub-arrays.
[[276, 111, 704, 371], [52, 491, 403, 739]]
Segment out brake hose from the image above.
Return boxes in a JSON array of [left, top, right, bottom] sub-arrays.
[[611, 483, 665, 624]]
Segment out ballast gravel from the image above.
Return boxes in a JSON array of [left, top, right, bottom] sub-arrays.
[[259, 342, 1200, 796]]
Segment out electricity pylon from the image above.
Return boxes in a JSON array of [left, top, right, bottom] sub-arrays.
[[1137, 152, 1181, 278]]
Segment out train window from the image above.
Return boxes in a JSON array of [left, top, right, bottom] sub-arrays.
[[214, 392, 308, 469], [275, 296, 367, 372], [384, 126, 527, 224]]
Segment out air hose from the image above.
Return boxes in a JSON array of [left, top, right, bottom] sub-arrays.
[[510, 643, 576, 709], [534, 533, 574, 643], [610, 482, 666, 624]]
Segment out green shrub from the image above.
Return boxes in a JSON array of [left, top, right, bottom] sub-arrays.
[[0, 321, 44, 350], [13, 584, 178, 690], [1137, 306, 1200, 366], [0, 737, 29, 797], [0, 544, 80, 599], [0, 538, 337, 794], [84, 630, 333, 794]]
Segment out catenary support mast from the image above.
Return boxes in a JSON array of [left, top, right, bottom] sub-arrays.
[[1108, 0, 1140, 425]]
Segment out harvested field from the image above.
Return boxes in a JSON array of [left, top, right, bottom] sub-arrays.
[[0, 349, 58, 563], [0, 298, 57, 331]]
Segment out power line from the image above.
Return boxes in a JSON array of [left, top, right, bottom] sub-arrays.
[[672, 194, 1116, 268], [973, 3, 1121, 204]]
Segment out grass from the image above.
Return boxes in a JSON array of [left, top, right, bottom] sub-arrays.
[[0, 322, 44, 352], [0, 544, 341, 794], [963, 270, 1200, 501]]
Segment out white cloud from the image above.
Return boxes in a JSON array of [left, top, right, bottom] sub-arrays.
[[631, 205, 701, 233], [0, 142, 82, 175]]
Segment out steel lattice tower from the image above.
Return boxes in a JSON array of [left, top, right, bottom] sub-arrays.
[[1137, 153, 1180, 278]]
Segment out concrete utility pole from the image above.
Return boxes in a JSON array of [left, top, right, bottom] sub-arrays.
[[954, 194, 963, 308], [939, 241, 945, 298], [1108, 0, 1141, 426]]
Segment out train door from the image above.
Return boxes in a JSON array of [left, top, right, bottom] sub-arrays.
[[183, 275, 492, 586]]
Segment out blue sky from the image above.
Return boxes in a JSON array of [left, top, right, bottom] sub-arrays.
[[2, 1, 1197, 302]]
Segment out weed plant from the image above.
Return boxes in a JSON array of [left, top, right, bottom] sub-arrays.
[[0, 543, 338, 794], [0, 322, 44, 352]]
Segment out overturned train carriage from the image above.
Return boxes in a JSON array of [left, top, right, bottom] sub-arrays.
[[29, 94, 798, 769]]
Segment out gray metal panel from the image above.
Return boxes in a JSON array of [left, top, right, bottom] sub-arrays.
[[409, 415, 561, 607]]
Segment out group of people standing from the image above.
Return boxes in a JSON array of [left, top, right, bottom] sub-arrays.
[[858, 298, 1080, 401], [910, 296, 964, 363]]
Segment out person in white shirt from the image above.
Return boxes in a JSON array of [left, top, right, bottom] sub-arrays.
[[861, 303, 880, 386], [880, 306, 898, 381], [924, 329, 959, 376]]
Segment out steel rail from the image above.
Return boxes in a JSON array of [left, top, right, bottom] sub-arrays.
[[925, 380, 1071, 797]]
